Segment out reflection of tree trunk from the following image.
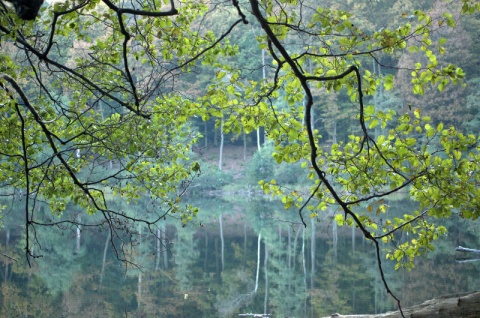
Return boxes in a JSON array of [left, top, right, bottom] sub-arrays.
[[204, 227, 208, 271], [310, 218, 315, 290], [254, 233, 261, 293], [4, 229, 10, 283], [137, 224, 143, 310], [100, 231, 111, 286], [219, 118, 224, 170], [137, 272, 142, 310], [375, 271, 379, 314], [302, 227, 307, 317], [263, 240, 269, 315], [456, 246, 480, 253], [219, 214, 224, 271], [243, 223, 247, 267], [333, 216, 338, 261], [288, 227, 292, 291], [215, 237, 219, 277]]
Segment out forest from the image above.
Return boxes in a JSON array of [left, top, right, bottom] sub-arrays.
[[0, 0, 479, 317]]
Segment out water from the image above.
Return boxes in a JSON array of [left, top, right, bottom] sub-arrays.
[[0, 196, 479, 317]]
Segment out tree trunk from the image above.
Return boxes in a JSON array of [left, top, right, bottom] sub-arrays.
[[204, 121, 208, 149], [155, 227, 161, 271], [257, 127, 261, 152], [322, 291, 480, 318], [257, 49, 267, 152], [243, 131, 247, 161], [219, 118, 224, 170], [162, 226, 168, 269], [76, 215, 81, 253]]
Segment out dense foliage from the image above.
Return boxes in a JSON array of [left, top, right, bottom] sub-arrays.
[[0, 0, 479, 312]]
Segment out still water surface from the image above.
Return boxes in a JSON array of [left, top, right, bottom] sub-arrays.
[[1, 196, 479, 317]]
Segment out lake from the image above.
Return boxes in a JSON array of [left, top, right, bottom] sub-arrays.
[[0, 195, 479, 317]]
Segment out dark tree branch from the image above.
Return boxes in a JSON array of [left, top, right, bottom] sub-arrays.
[[43, 1, 90, 57], [232, 0, 248, 24], [248, 1, 406, 316], [0, 251, 17, 262], [374, 210, 428, 240], [0, 73, 178, 265], [101, 0, 178, 17]]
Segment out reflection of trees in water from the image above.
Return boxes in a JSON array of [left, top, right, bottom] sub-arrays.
[[1, 197, 479, 317], [217, 291, 256, 317], [216, 231, 262, 316]]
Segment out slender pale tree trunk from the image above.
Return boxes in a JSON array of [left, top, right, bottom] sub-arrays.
[[243, 132, 247, 161], [219, 117, 224, 170], [257, 49, 267, 152], [352, 224, 356, 252], [155, 227, 161, 271], [76, 215, 81, 253], [161, 225, 168, 269], [332, 120, 337, 144], [204, 121, 208, 149]]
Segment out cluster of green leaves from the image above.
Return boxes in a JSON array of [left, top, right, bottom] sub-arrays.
[[261, 99, 479, 269], [206, 0, 479, 271], [0, 0, 243, 251]]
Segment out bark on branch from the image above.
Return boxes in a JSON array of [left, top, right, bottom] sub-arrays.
[[321, 291, 480, 318]]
